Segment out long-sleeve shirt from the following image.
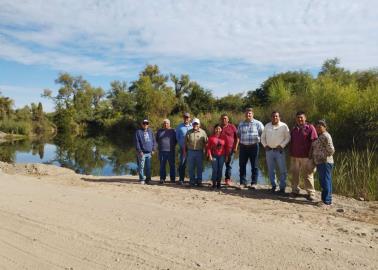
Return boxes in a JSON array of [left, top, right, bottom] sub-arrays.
[[134, 128, 156, 153], [237, 119, 264, 145], [185, 128, 208, 151], [206, 134, 229, 157], [156, 128, 177, 152], [176, 123, 193, 148], [261, 121, 291, 148], [220, 123, 238, 153], [289, 123, 318, 158], [311, 131, 335, 165]]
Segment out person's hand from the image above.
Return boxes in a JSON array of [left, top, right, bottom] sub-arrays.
[[139, 151, 144, 157], [152, 151, 155, 155], [208, 154, 213, 161], [277, 145, 283, 150], [233, 147, 238, 153]]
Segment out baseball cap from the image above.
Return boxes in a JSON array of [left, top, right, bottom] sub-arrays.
[[192, 118, 200, 125]]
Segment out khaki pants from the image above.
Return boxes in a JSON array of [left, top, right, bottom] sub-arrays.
[[290, 157, 316, 196]]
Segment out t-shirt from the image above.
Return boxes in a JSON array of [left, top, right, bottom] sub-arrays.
[[290, 123, 318, 158]]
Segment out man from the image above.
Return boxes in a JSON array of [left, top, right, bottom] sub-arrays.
[[261, 111, 291, 193], [175, 112, 193, 185], [134, 119, 156, 184], [185, 118, 208, 187], [156, 119, 177, 184], [289, 111, 318, 201], [220, 113, 238, 185], [236, 108, 264, 189]]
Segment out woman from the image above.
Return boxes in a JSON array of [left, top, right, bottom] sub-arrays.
[[311, 119, 335, 206], [206, 124, 229, 189]]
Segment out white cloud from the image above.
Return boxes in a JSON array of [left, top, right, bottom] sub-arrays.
[[0, 0, 377, 78]]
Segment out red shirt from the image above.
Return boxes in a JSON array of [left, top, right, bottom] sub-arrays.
[[206, 134, 229, 156], [289, 123, 318, 158], [220, 123, 237, 153]]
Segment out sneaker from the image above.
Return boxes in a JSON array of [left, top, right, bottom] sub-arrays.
[[225, 179, 231, 186], [177, 180, 184, 185], [270, 186, 277, 193], [140, 180, 145, 185], [250, 184, 257, 190], [159, 179, 165, 184], [317, 201, 332, 209], [170, 179, 176, 183], [290, 192, 300, 197], [197, 183, 203, 187], [278, 188, 286, 194], [307, 194, 316, 202]]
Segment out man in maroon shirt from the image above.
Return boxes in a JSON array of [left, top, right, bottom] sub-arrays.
[[289, 111, 318, 201], [220, 113, 239, 186]]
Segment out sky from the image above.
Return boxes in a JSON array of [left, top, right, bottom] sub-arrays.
[[0, 0, 377, 112]]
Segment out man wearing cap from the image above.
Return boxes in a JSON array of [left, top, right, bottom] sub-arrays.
[[134, 119, 156, 184], [175, 112, 193, 185], [185, 118, 208, 187], [236, 108, 264, 189], [261, 111, 291, 193], [156, 119, 177, 184], [289, 111, 318, 201], [220, 113, 238, 185]]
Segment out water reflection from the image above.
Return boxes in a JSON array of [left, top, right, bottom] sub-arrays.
[[0, 134, 269, 183]]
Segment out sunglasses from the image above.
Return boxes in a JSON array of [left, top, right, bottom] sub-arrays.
[[142, 122, 149, 125]]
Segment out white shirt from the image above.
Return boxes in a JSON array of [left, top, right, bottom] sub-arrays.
[[261, 121, 290, 148]]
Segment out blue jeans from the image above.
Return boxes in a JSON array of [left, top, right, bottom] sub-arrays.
[[266, 149, 287, 190], [187, 150, 203, 185], [212, 155, 225, 184], [178, 146, 187, 182], [224, 151, 233, 179], [317, 163, 333, 204], [159, 151, 175, 181], [239, 144, 259, 185], [137, 153, 152, 181]]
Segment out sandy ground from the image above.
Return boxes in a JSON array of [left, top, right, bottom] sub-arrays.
[[0, 162, 377, 270]]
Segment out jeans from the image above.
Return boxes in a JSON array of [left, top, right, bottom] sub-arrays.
[[187, 150, 204, 185], [137, 152, 152, 181], [224, 151, 233, 179], [239, 144, 259, 185], [159, 151, 175, 181], [178, 146, 187, 182], [266, 149, 287, 190], [211, 154, 225, 185], [317, 163, 333, 204]]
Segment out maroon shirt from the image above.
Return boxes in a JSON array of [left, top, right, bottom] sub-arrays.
[[290, 123, 318, 158], [220, 123, 237, 154]]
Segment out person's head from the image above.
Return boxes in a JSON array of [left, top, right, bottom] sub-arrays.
[[162, 118, 170, 129], [220, 113, 229, 126], [315, 119, 327, 134], [245, 108, 254, 121], [213, 124, 222, 135], [271, 111, 280, 125], [141, 119, 149, 130], [183, 112, 191, 124], [192, 118, 200, 130], [295, 111, 306, 126]]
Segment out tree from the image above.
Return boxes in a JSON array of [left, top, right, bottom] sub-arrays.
[[184, 82, 215, 115]]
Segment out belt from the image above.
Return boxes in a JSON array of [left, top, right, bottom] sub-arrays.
[[240, 143, 257, 147], [266, 146, 283, 151]]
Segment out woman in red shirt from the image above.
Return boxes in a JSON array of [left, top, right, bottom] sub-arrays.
[[207, 124, 229, 189]]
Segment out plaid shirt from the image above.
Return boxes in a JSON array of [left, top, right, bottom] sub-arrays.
[[237, 119, 264, 145]]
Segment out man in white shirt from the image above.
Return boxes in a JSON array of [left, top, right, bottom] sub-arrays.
[[261, 111, 291, 193]]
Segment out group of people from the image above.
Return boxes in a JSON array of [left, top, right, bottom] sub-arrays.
[[134, 108, 335, 207]]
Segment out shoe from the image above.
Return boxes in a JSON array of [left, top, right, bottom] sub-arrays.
[[225, 179, 231, 186], [170, 179, 176, 183], [216, 183, 221, 189], [177, 180, 184, 185], [159, 179, 165, 184], [270, 186, 277, 193], [197, 183, 203, 187], [317, 201, 332, 209], [250, 184, 257, 190], [307, 194, 316, 202], [278, 188, 286, 194], [140, 181, 145, 185], [290, 192, 299, 197]]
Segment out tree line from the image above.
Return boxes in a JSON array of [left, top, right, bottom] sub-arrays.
[[1, 58, 377, 147]]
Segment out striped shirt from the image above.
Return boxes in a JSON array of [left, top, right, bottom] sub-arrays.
[[237, 119, 264, 145]]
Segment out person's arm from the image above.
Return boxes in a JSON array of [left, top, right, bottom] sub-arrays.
[[206, 136, 212, 160], [324, 133, 335, 156], [261, 125, 267, 148], [134, 130, 143, 156], [281, 124, 291, 148], [151, 129, 157, 154], [258, 121, 264, 137]]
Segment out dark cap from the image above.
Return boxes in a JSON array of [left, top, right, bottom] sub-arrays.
[[315, 119, 327, 127], [142, 119, 149, 124]]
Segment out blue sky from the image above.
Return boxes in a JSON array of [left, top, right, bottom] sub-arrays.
[[1, 0, 377, 112]]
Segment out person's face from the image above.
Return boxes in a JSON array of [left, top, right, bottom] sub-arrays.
[[142, 122, 149, 130], [214, 126, 222, 135], [245, 111, 253, 121], [163, 121, 170, 129], [221, 116, 229, 125], [296, 114, 306, 126], [193, 123, 200, 130], [183, 116, 190, 124], [271, 113, 280, 125], [315, 124, 326, 135]]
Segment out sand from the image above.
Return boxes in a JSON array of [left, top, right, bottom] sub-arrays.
[[0, 161, 377, 269]]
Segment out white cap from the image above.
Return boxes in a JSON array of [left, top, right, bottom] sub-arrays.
[[192, 118, 200, 125]]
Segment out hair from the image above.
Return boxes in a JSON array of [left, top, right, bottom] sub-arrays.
[[245, 107, 253, 113], [271, 111, 280, 116], [220, 113, 228, 118], [315, 119, 327, 128], [163, 118, 170, 124], [213, 124, 222, 132], [296, 111, 306, 116]]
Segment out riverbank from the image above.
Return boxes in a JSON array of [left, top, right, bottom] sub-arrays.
[[0, 162, 377, 269]]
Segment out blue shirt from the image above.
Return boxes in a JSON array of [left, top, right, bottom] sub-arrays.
[[156, 128, 177, 152], [134, 128, 156, 153], [237, 119, 264, 145], [176, 122, 192, 148]]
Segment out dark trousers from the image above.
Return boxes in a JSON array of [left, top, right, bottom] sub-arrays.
[[178, 146, 186, 182], [239, 144, 259, 185], [224, 152, 233, 179], [159, 151, 175, 181], [317, 163, 333, 204]]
